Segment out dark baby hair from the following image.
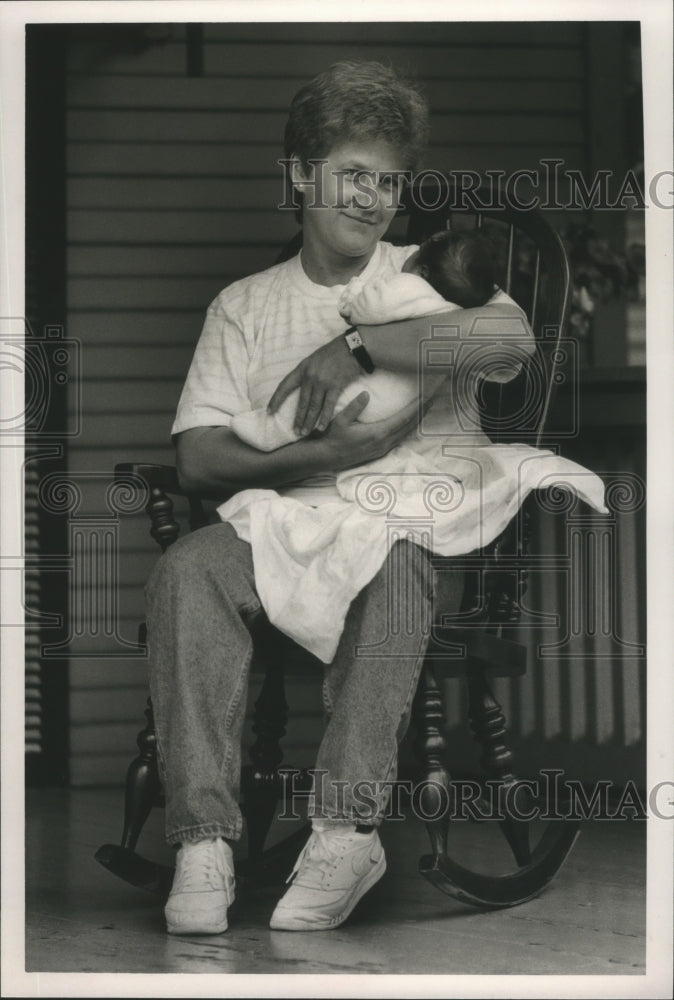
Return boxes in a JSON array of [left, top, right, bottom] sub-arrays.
[[417, 230, 496, 308]]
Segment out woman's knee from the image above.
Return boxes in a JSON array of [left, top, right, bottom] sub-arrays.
[[145, 522, 253, 602], [388, 539, 435, 602]]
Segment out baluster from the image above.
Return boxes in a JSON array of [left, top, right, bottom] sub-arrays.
[[518, 507, 531, 602], [188, 496, 210, 533], [486, 508, 531, 627], [245, 662, 289, 861], [147, 486, 180, 551], [118, 483, 176, 850], [467, 668, 531, 866], [412, 664, 451, 859], [531, 249, 541, 330], [121, 697, 161, 851], [505, 223, 515, 296], [486, 569, 522, 627]]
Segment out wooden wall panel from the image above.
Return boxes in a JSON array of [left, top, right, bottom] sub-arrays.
[[68, 109, 584, 146], [68, 141, 585, 178], [69, 75, 584, 114]]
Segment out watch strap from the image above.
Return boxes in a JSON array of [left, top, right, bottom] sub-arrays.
[[344, 325, 375, 374]]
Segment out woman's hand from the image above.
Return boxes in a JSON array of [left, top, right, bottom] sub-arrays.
[[267, 333, 362, 436], [315, 391, 430, 471]]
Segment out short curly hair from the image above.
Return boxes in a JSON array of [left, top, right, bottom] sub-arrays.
[[284, 61, 430, 214]]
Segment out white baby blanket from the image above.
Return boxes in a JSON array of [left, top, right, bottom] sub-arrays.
[[217, 441, 608, 663]]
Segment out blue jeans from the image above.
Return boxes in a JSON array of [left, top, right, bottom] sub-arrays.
[[145, 521, 463, 845]]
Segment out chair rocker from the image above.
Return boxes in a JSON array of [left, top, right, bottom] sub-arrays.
[[96, 178, 582, 910]]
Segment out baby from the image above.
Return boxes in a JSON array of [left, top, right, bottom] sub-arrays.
[[231, 230, 497, 452]]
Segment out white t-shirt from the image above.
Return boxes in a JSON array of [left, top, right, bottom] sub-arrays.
[[172, 241, 533, 503]]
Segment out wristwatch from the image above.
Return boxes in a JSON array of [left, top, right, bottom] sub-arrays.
[[343, 325, 375, 374]]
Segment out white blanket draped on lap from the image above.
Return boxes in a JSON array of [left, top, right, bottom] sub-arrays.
[[218, 442, 608, 664]]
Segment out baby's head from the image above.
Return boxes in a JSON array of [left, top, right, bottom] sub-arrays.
[[403, 230, 496, 308]]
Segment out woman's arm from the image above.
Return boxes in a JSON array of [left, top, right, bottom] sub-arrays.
[[360, 300, 535, 371], [268, 300, 535, 436], [176, 392, 429, 498]]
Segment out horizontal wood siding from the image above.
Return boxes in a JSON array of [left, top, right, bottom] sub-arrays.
[[63, 21, 620, 788]]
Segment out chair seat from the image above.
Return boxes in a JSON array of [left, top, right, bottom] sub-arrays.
[[427, 627, 527, 677]]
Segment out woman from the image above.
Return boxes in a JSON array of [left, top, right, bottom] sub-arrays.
[[147, 60, 531, 936]]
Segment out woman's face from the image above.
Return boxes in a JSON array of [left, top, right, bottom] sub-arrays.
[[293, 138, 409, 262]]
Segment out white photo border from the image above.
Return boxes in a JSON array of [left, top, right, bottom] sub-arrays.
[[1, 1, 672, 997]]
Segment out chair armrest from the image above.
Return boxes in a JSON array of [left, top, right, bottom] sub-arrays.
[[114, 462, 212, 550], [114, 462, 184, 497]]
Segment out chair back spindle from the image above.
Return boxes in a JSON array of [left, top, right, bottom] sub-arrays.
[[404, 177, 570, 450]]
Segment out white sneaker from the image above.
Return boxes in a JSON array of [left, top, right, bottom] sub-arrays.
[[269, 823, 386, 931], [164, 838, 235, 935]]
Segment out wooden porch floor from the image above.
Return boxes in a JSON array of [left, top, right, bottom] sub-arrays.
[[21, 787, 646, 981]]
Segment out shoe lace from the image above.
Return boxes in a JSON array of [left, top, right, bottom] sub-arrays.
[[286, 827, 351, 887], [176, 842, 234, 897]]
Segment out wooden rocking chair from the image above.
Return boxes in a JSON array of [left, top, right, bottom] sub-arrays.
[[96, 178, 581, 909]]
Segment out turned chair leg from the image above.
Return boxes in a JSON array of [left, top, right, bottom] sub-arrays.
[[117, 479, 176, 851], [412, 663, 452, 860], [121, 696, 162, 852], [466, 666, 532, 867], [95, 692, 172, 896], [243, 662, 289, 862]]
